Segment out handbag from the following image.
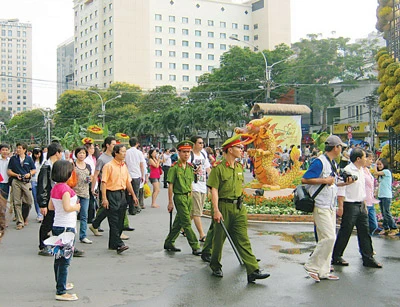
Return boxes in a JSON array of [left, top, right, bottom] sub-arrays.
[[159, 166, 163, 175], [66, 168, 78, 188], [293, 184, 326, 213]]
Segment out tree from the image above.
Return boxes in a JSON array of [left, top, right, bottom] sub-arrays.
[[6, 109, 46, 145], [286, 34, 380, 129]]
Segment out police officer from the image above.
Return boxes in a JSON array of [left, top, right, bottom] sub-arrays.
[[164, 141, 202, 256], [208, 135, 270, 283]]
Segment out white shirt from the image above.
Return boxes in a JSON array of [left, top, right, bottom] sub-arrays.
[[163, 153, 172, 167], [0, 156, 9, 183], [189, 152, 211, 194], [125, 146, 145, 179], [337, 163, 366, 202]]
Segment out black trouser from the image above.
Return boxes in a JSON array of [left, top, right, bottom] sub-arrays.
[[127, 178, 140, 214], [106, 190, 126, 249], [92, 182, 107, 228], [332, 202, 374, 262], [162, 166, 170, 187], [87, 183, 97, 223], [39, 209, 55, 250]]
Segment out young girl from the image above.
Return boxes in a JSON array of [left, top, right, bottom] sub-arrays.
[[375, 158, 399, 236], [48, 160, 81, 301], [148, 149, 160, 208]]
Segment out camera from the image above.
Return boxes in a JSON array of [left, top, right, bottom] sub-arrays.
[[339, 170, 358, 182], [193, 162, 201, 183]]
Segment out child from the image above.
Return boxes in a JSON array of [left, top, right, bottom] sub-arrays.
[[48, 160, 81, 301]]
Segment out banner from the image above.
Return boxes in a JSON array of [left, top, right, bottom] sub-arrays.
[[267, 115, 302, 149]]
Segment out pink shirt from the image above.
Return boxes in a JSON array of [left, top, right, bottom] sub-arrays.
[[363, 167, 379, 207]]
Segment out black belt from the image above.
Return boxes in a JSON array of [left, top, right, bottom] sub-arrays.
[[107, 189, 125, 193], [344, 201, 362, 205]]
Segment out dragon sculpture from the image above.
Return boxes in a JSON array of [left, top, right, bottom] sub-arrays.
[[235, 117, 302, 189]]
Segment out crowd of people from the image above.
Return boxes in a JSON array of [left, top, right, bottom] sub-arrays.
[[0, 134, 398, 299]]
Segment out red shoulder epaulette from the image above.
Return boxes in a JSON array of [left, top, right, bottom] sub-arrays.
[[214, 160, 222, 166], [172, 161, 178, 167]]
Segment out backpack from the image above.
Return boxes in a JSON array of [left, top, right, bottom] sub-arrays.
[[171, 153, 178, 163]]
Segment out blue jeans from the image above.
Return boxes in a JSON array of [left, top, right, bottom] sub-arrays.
[[0, 182, 9, 199], [31, 181, 42, 218], [367, 205, 379, 235], [379, 198, 397, 230], [52, 226, 75, 295], [78, 197, 89, 241]]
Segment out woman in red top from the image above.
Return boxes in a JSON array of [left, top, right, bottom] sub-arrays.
[[148, 149, 160, 208]]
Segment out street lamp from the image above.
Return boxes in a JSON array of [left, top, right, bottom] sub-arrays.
[[0, 121, 17, 143], [229, 36, 293, 102], [87, 90, 122, 128]]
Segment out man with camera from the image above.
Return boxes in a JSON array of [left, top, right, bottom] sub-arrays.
[[332, 148, 382, 268], [302, 135, 346, 282], [7, 143, 36, 230]]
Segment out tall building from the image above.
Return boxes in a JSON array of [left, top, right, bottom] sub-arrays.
[[72, 0, 291, 92], [0, 19, 32, 115], [57, 38, 75, 97]]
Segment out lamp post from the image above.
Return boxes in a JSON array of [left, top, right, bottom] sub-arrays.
[[87, 90, 121, 128], [229, 36, 293, 102], [0, 121, 17, 143], [38, 108, 60, 145]]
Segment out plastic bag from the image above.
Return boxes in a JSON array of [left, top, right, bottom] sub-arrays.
[[144, 183, 152, 199]]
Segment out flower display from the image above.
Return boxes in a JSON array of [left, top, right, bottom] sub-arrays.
[[87, 125, 104, 135], [115, 132, 129, 140], [81, 137, 94, 144]]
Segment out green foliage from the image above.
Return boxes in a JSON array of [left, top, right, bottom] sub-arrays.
[[6, 109, 46, 145]]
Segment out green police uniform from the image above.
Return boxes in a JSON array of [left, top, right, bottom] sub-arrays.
[[164, 158, 200, 251], [208, 159, 259, 275]]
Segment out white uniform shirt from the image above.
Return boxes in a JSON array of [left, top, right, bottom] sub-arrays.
[[125, 146, 146, 179]]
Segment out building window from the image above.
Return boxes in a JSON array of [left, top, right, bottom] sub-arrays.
[[109, 16, 113, 23], [169, 63, 176, 69], [155, 50, 162, 56], [169, 15, 175, 22], [232, 23, 238, 29], [195, 65, 202, 71], [220, 44, 226, 50], [103, 32, 107, 38], [155, 38, 162, 44], [220, 33, 226, 39], [254, 35, 259, 41], [182, 29, 189, 35], [220, 21, 226, 28], [182, 17, 189, 24], [169, 75, 176, 81], [195, 42, 201, 48], [208, 43, 214, 49], [208, 66, 214, 71], [156, 74, 162, 80], [254, 24, 258, 30], [182, 64, 189, 70], [169, 51, 176, 57], [208, 20, 214, 26], [195, 30, 201, 36], [155, 14, 162, 21], [182, 52, 189, 58], [155, 26, 162, 33], [109, 42, 113, 48], [195, 18, 201, 25], [208, 32, 214, 38], [182, 40, 189, 47], [169, 39, 176, 46], [104, 70, 107, 76], [244, 35, 250, 41], [169, 27, 175, 34], [195, 53, 202, 59], [156, 62, 162, 68], [244, 24, 250, 30], [183, 75, 189, 82], [109, 29, 113, 35]]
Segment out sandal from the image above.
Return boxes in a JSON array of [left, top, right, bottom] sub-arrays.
[[321, 274, 339, 281], [180, 230, 186, 237], [16, 224, 24, 230], [304, 269, 320, 282], [199, 236, 206, 242]]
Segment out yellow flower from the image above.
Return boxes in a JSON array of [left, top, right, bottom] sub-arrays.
[[115, 132, 130, 140], [82, 137, 94, 144], [87, 125, 104, 135]]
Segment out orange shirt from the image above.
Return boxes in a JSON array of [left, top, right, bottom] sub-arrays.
[[101, 159, 132, 191]]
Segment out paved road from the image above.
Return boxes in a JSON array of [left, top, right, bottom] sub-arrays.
[[1, 174, 399, 306]]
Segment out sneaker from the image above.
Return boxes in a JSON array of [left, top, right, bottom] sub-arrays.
[[80, 237, 93, 244], [55, 293, 78, 301], [38, 247, 52, 257], [388, 229, 399, 236], [73, 249, 85, 257], [89, 225, 102, 236], [66, 283, 74, 291], [120, 233, 129, 240]]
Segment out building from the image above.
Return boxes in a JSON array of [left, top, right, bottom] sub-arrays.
[[0, 19, 32, 115], [71, 0, 291, 92], [57, 38, 75, 97]]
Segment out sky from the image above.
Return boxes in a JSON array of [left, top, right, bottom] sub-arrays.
[[0, 0, 379, 109]]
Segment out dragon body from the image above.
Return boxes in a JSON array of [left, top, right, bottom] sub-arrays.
[[235, 117, 302, 189]]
